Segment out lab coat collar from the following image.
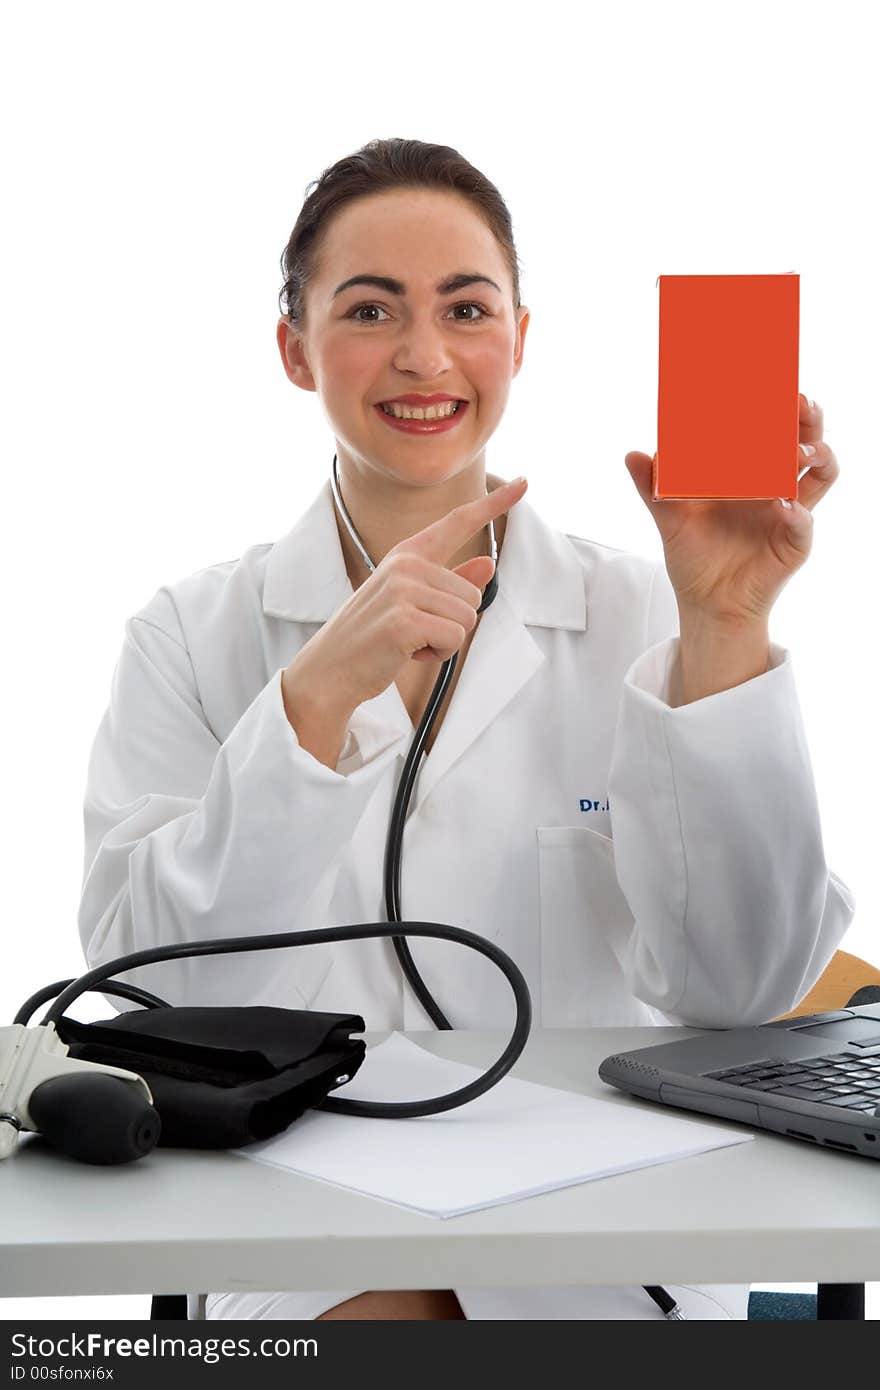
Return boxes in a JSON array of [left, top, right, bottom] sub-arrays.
[[262, 475, 588, 631], [263, 474, 588, 806]]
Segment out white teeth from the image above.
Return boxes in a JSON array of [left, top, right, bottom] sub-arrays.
[[381, 401, 462, 420]]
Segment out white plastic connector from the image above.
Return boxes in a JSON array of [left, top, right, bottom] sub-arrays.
[[0, 1023, 154, 1159]]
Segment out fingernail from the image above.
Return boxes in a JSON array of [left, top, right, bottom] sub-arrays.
[[800, 393, 816, 409], [779, 498, 793, 510], [799, 443, 816, 457], [511, 475, 527, 485]]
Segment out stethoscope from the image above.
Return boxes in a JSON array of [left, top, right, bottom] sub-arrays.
[[329, 453, 685, 1321], [8, 454, 682, 1318], [330, 451, 498, 1026]]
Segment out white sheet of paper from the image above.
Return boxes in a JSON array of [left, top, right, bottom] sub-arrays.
[[233, 1032, 752, 1218]]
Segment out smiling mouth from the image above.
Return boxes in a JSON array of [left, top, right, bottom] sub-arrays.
[[379, 401, 466, 420], [372, 400, 470, 434]]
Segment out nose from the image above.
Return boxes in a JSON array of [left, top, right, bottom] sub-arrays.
[[391, 318, 456, 379]]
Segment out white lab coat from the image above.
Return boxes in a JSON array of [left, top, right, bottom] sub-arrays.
[[78, 475, 855, 1321]]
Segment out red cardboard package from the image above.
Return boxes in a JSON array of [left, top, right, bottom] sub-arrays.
[[653, 273, 800, 500]]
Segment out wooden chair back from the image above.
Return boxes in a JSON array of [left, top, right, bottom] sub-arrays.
[[777, 949, 880, 1019]]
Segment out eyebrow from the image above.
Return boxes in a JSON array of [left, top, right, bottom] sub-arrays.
[[332, 272, 503, 299]]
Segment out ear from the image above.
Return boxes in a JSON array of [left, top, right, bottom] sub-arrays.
[[276, 316, 317, 392], [512, 306, 530, 378]]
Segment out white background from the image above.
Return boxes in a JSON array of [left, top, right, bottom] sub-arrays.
[[2, 0, 877, 1321]]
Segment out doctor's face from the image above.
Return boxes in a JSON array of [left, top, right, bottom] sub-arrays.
[[277, 188, 530, 489]]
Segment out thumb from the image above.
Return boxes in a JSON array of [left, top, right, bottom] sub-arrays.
[[452, 554, 496, 588], [624, 452, 657, 509]]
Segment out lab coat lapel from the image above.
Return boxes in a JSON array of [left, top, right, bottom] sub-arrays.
[[407, 589, 544, 810], [262, 479, 354, 625], [410, 491, 587, 808], [262, 476, 588, 797]]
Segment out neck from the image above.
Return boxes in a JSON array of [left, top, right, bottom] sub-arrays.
[[331, 449, 508, 588]]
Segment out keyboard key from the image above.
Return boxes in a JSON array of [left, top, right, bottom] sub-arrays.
[[788, 1089, 841, 1102], [705, 1055, 880, 1093], [775, 1085, 837, 1100]]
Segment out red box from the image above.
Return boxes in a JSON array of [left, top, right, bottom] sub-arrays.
[[654, 273, 800, 499]]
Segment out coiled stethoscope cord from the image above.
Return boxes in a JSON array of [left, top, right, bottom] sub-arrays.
[[331, 455, 683, 1319], [15, 456, 531, 1124]]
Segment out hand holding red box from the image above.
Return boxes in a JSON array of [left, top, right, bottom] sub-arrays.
[[624, 394, 839, 631]]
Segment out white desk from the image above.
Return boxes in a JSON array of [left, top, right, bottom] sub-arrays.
[[2, 1027, 879, 1299]]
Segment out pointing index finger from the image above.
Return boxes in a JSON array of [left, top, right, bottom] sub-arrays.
[[404, 477, 529, 565]]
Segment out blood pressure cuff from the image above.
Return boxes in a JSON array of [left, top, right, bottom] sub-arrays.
[[54, 1006, 366, 1148]]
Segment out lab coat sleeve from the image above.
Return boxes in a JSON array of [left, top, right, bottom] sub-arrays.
[[606, 560, 856, 1028], [78, 600, 407, 1008]]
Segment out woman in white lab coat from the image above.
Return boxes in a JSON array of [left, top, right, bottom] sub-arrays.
[[78, 138, 853, 1322]]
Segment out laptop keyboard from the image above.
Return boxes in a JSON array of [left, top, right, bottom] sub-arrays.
[[702, 1055, 880, 1111]]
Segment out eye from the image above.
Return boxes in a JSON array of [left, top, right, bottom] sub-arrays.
[[347, 303, 391, 324], [451, 302, 490, 323], [346, 302, 490, 325]]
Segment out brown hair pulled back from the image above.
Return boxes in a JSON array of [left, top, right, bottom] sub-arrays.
[[278, 138, 523, 329]]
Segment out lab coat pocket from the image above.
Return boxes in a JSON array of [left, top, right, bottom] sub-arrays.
[[537, 824, 639, 1026]]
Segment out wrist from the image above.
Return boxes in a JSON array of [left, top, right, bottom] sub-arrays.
[[282, 659, 357, 729], [673, 606, 770, 707], [675, 603, 767, 650], [676, 603, 770, 642]]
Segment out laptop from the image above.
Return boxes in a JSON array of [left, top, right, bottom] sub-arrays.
[[598, 1000, 880, 1159]]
